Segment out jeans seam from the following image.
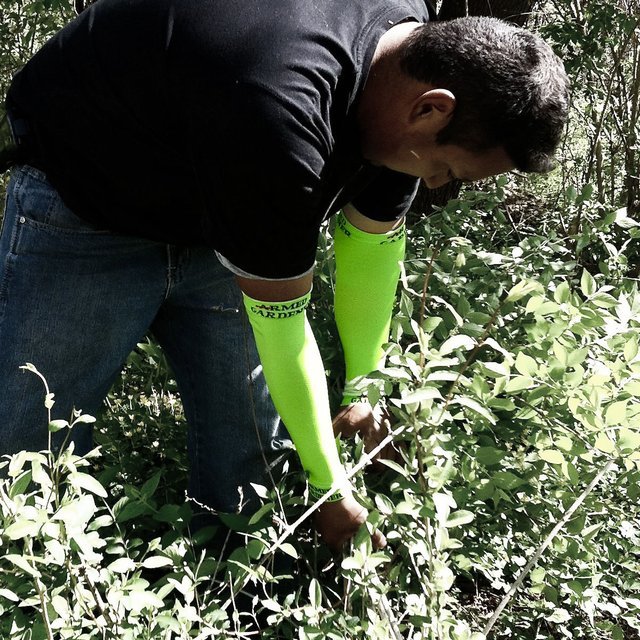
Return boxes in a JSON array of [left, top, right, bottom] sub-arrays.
[[240, 303, 282, 496], [0, 253, 16, 326], [164, 245, 175, 301], [177, 329, 202, 501]]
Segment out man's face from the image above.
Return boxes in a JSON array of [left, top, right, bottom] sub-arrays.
[[381, 140, 515, 189], [359, 83, 516, 187]]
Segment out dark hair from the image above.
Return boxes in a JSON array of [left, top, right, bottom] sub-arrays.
[[399, 16, 570, 172]]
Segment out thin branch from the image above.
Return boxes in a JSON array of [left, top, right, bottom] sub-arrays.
[[220, 423, 406, 611], [378, 592, 403, 640], [483, 458, 615, 637], [419, 247, 441, 369]]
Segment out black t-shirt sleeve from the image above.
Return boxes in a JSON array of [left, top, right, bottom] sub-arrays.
[[198, 84, 328, 279], [351, 168, 420, 221]]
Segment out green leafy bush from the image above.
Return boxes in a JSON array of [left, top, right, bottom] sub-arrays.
[[2, 179, 639, 639]]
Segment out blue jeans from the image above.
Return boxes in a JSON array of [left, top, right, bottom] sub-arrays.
[[0, 165, 291, 513]]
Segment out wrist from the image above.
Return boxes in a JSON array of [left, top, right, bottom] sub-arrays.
[[308, 479, 353, 503], [341, 379, 370, 406]]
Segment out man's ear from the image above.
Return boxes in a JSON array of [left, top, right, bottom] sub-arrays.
[[409, 88, 456, 127]]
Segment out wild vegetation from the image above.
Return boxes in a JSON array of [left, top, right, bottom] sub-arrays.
[[0, 1, 639, 638]]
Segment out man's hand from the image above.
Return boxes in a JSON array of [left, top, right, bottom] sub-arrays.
[[314, 494, 386, 551], [332, 402, 397, 471]]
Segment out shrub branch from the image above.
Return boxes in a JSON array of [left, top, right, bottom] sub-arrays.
[[482, 458, 616, 637]]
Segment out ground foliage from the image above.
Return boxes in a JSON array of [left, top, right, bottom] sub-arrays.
[[1, 0, 640, 638], [2, 179, 639, 639]]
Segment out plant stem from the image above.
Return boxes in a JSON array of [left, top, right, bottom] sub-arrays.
[[482, 458, 615, 637], [25, 540, 54, 640], [220, 424, 405, 610], [419, 248, 440, 369]]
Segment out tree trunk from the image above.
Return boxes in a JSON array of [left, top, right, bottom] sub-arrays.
[[409, 0, 536, 221]]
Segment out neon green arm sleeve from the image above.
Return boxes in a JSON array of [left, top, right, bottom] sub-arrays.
[[243, 291, 349, 495], [333, 211, 406, 405]]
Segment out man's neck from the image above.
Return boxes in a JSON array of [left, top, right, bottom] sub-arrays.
[[357, 21, 423, 163]]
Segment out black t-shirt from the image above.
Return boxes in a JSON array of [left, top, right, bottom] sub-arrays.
[[8, 0, 432, 278]]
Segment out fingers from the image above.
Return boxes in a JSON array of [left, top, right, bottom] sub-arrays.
[[371, 527, 387, 550], [335, 525, 387, 551], [332, 402, 375, 438], [327, 525, 387, 552], [314, 497, 388, 552]]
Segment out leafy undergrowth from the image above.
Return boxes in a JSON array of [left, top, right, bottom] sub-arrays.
[[1, 177, 640, 639]]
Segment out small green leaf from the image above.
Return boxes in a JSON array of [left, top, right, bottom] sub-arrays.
[[51, 595, 70, 618], [580, 183, 594, 200], [624, 338, 639, 363], [614, 207, 639, 228], [433, 492, 455, 522], [552, 341, 568, 366], [554, 281, 571, 304], [475, 447, 506, 466], [581, 270, 596, 297], [141, 472, 162, 499], [108, 558, 136, 574], [4, 519, 40, 540], [451, 397, 496, 424], [617, 428, 640, 452], [482, 361, 510, 378], [591, 292, 618, 308], [341, 556, 363, 570], [505, 376, 535, 392], [246, 539, 265, 560], [3, 554, 41, 578], [142, 556, 173, 569], [248, 501, 274, 525], [539, 449, 565, 465], [377, 458, 410, 477], [506, 280, 543, 303], [48, 419, 69, 433], [567, 580, 584, 595], [530, 567, 546, 583], [117, 500, 151, 523], [525, 295, 546, 313], [309, 578, 322, 609], [262, 598, 282, 613], [605, 401, 628, 426], [515, 352, 537, 376], [566, 513, 586, 535], [433, 563, 455, 591], [0, 588, 20, 602], [279, 543, 299, 559], [400, 387, 443, 404], [548, 607, 571, 624], [595, 433, 615, 453], [439, 334, 476, 355], [567, 348, 588, 367], [71, 472, 108, 498], [492, 471, 524, 490], [9, 470, 33, 498], [445, 510, 474, 528]]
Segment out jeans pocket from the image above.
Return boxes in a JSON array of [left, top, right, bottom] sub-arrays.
[[14, 165, 109, 235]]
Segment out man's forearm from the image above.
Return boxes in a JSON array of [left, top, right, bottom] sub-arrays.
[[333, 210, 405, 404], [243, 291, 350, 497]]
